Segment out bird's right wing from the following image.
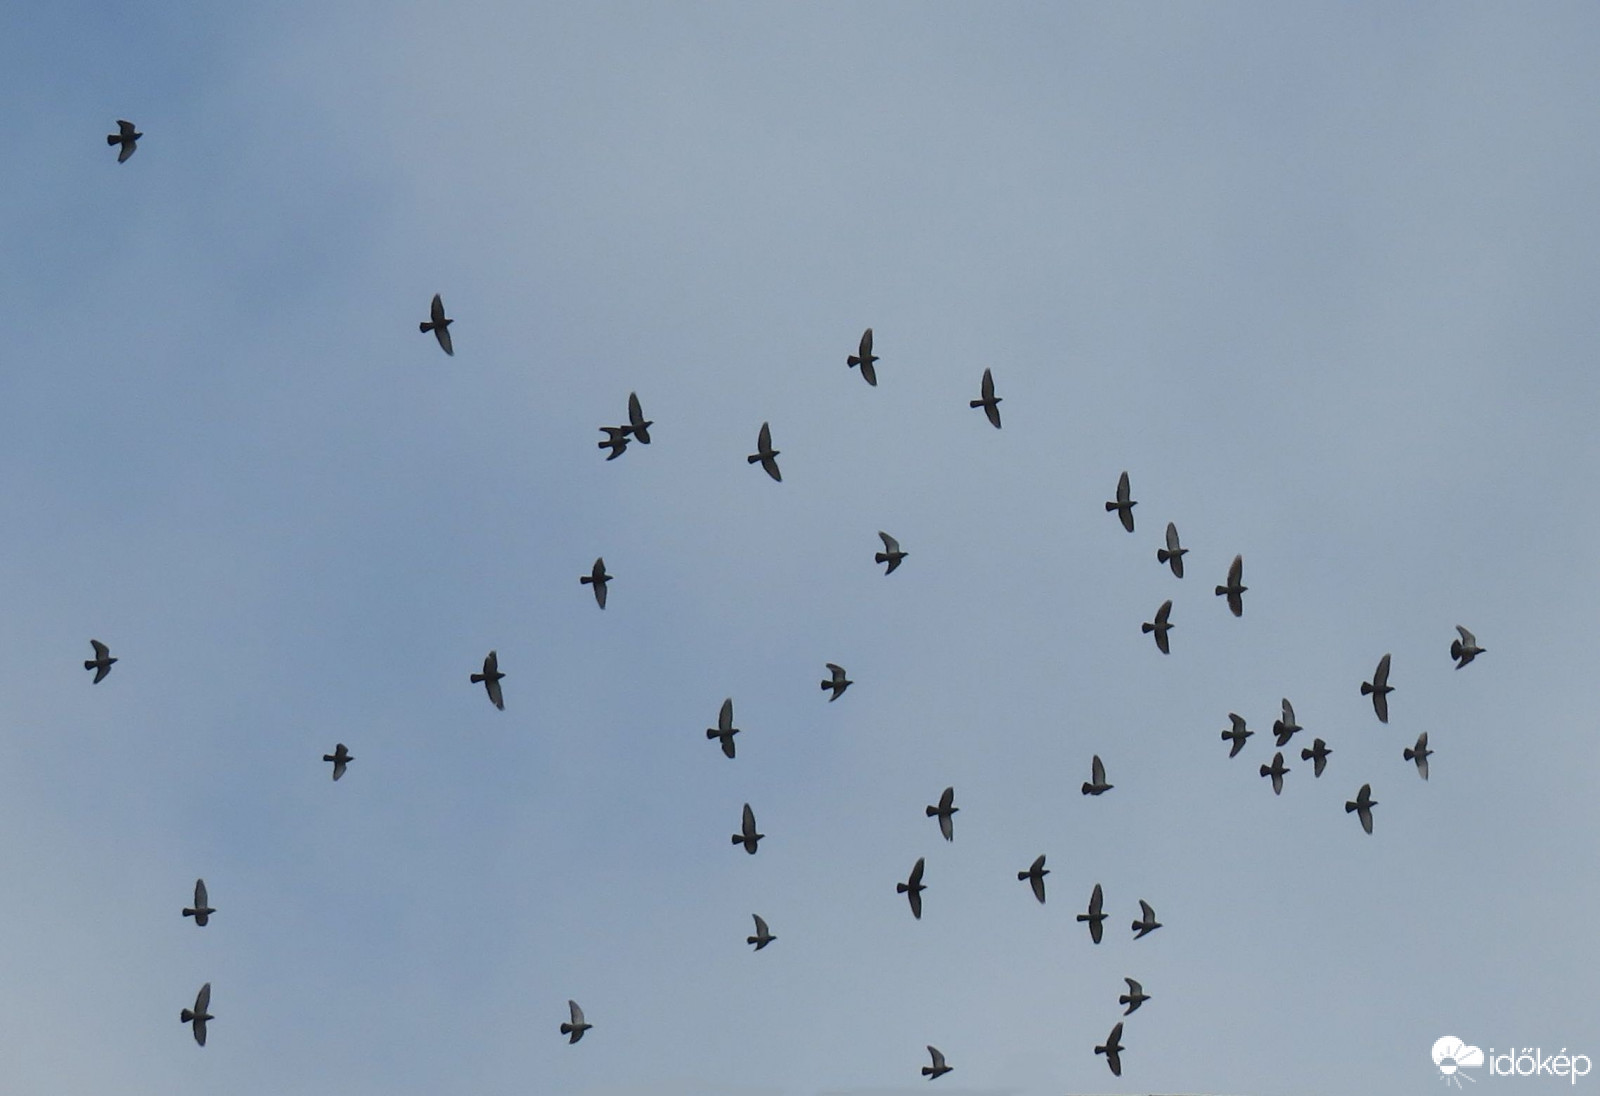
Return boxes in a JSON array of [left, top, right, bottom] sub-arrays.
[[719, 698, 734, 732], [879, 531, 899, 553]]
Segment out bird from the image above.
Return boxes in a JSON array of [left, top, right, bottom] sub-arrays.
[[1451, 625, 1484, 669], [733, 802, 763, 854], [1157, 522, 1188, 578], [1077, 882, 1106, 944], [181, 983, 212, 1046], [707, 698, 739, 758], [107, 119, 141, 162], [970, 368, 1002, 428], [1095, 1021, 1125, 1077], [1272, 698, 1302, 747], [597, 425, 631, 461], [875, 531, 907, 574], [1346, 783, 1378, 834], [580, 557, 611, 609], [1106, 471, 1137, 532], [471, 650, 505, 710], [1142, 600, 1173, 654], [419, 293, 453, 355], [847, 327, 879, 386], [1216, 554, 1246, 616], [1082, 754, 1113, 796], [1405, 731, 1432, 780], [821, 663, 852, 701], [1301, 737, 1332, 777], [560, 1000, 592, 1043], [1221, 713, 1253, 757], [84, 639, 117, 683], [182, 879, 214, 926], [323, 743, 352, 781], [898, 857, 926, 919], [624, 392, 652, 444], [748, 422, 781, 482], [926, 787, 957, 842], [747, 914, 776, 951], [1361, 653, 1393, 723], [1018, 854, 1049, 904], [1260, 750, 1290, 795], [1132, 899, 1162, 939], [922, 1045, 952, 1080], [1119, 977, 1150, 1015]]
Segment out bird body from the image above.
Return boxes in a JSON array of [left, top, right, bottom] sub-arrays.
[[1131, 899, 1161, 939], [624, 392, 652, 444], [1272, 698, 1302, 747], [419, 293, 453, 355], [749, 422, 781, 481], [970, 368, 1002, 428], [1095, 1021, 1125, 1076], [1222, 713, 1252, 757], [1216, 554, 1246, 616], [85, 639, 117, 683], [1361, 653, 1393, 722], [922, 1045, 951, 1080], [1451, 625, 1484, 668], [707, 698, 739, 758], [1119, 977, 1150, 1014], [1346, 783, 1378, 833], [1018, 854, 1049, 904], [1077, 882, 1106, 943], [1082, 754, 1112, 795], [597, 425, 631, 461], [1260, 750, 1290, 795], [560, 1000, 591, 1043], [1142, 600, 1173, 654], [733, 802, 763, 853], [580, 557, 611, 609], [1405, 731, 1432, 780], [182, 879, 214, 926], [1301, 737, 1332, 777], [181, 983, 212, 1046], [1157, 522, 1187, 578], [821, 663, 852, 701], [323, 743, 352, 780], [107, 120, 141, 162], [471, 650, 505, 710], [1106, 471, 1137, 532], [898, 857, 926, 918], [875, 531, 906, 574], [847, 328, 879, 386], [926, 787, 957, 842], [747, 914, 776, 950]]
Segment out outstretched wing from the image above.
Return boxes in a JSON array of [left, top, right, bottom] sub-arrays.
[[757, 421, 772, 453], [1091, 754, 1106, 785], [879, 531, 900, 554], [568, 1000, 585, 1025], [90, 639, 110, 659], [195, 879, 208, 909], [486, 675, 504, 710]]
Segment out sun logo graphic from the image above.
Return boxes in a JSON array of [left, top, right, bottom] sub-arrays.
[[1434, 1036, 1485, 1087]]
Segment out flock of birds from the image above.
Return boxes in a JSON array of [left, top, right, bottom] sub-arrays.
[[103, 119, 1490, 1085]]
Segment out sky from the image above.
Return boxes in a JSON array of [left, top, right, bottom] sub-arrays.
[[2, 3, 1598, 1094]]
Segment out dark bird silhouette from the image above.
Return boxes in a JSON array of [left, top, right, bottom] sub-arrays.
[[1082, 754, 1113, 796], [875, 531, 907, 574], [922, 1045, 951, 1080], [107, 120, 141, 162], [749, 422, 781, 482], [970, 368, 1002, 428], [181, 983, 212, 1046], [1361, 653, 1393, 722], [733, 802, 763, 854], [1221, 713, 1253, 757], [1106, 471, 1137, 532], [847, 327, 879, 386], [597, 425, 631, 461], [1157, 522, 1188, 578], [707, 698, 739, 758], [898, 857, 926, 919], [1260, 750, 1290, 795], [560, 1000, 591, 1043], [821, 663, 852, 701], [323, 743, 352, 781], [1142, 600, 1173, 654], [1119, 977, 1150, 1015], [624, 392, 652, 444], [1346, 783, 1378, 834], [1132, 899, 1162, 939], [1216, 554, 1246, 616], [1077, 882, 1106, 944], [182, 879, 213, 926], [85, 639, 117, 683], [1018, 854, 1049, 904], [747, 914, 775, 951], [420, 293, 453, 355], [471, 650, 505, 710], [1451, 625, 1484, 669], [927, 786, 957, 842], [580, 557, 611, 609], [1301, 737, 1332, 777], [1405, 731, 1432, 781], [1095, 1021, 1125, 1077], [1272, 698, 1302, 747]]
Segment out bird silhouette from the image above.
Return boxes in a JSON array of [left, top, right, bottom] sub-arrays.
[[1346, 783, 1378, 834], [847, 328, 879, 386], [1106, 471, 1137, 532], [1132, 899, 1162, 939], [821, 663, 852, 701], [1018, 854, 1049, 904], [182, 879, 214, 926], [748, 422, 781, 482], [580, 557, 611, 609], [471, 650, 505, 710], [1095, 1021, 1125, 1076], [1142, 600, 1173, 654], [733, 802, 763, 854], [85, 639, 117, 683], [419, 293, 453, 355], [1157, 522, 1187, 578], [181, 983, 212, 1046], [922, 1045, 952, 1080], [1405, 731, 1432, 780], [560, 1000, 592, 1043], [107, 120, 141, 162], [597, 425, 631, 461], [1082, 754, 1113, 796], [1451, 625, 1484, 669], [1260, 751, 1290, 795], [323, 743, 352, 781], [1119, 977, 1150, 1015], [1361, 653, 1393, 722], [1216, 554, 1246, 616], [707, 698, 739, 758], [747, 914, 776, 951], [926, 787, 957, 842], [624, 392, 652, 444], [970, 368, 1002, 428], [1221, 713, 1253, 757], [1272, 698, 1302, 747], [875, 531, 907, 574], [1077, 882, 1106, 944], [898, 857, 926, 919], [1301, 737, 1332, 777]]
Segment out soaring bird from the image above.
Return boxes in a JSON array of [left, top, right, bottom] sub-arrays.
[[707, 698, 739, 758], [821, 663, 852, 701], [420, 293, 453, 355], [747, 914, 776, 951], [1216, 554, 1246, 616], [560, 1000, 592, 1043], [1301, 737, 1332, 778], [1451, 625, 1484, 669], [1405, 731, 1432, 780], [1260, 751, 1290, 795], [182, 879, 214, 926], [926, 787, 957, 842], [733, 802, 763, 854], [107, 119, 141, 162], [323, 743, 352, 781], [1082, 754, 1113, 796], [597, 425, 631, 461], [1077, 882, 1106, 944], [1157, 522, 1188, 578], [472, 650, 505, 710], [580, 557, 611, 609], [847, 328, 879, 386], [1131, 899, 1162, 939], [1106, 471, 1137, 533], [1018, 854, 1049, 904], [922, 1045, 952, 1080], [970, 368, 1002, 428], [85, 639, 117, 683], [1346, 783, 1378, 834], [1272, 698, 1302, 747], [875, 531, 907, 575], [748, 422, 781, 482], [898, 857, 926, 919], [1095, 1021, 1125, 1077], [181, 983, 212, 1046], [1142, 600, 1173, 654], [1120, 977, 1150, 1015], [1221, 713, 1253, 757], [624, 392, 652, 444], [1361, 653, 1393, 723]]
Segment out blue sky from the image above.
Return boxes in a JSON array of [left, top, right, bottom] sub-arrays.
[[2, 4, 1598, 1094]]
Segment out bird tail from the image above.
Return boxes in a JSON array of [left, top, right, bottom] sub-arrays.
[[1404, 748, 1416, 761], [580, 576, 593, 585], [559, 1023, 573, 1035], [1157, 549, 1172, 564], [471, 673, 485, 684], [847, 355, 861, 367], [746, 454, 761, 464], [1080, 782, 1093, 795], [183, 907, 196, 918], [731, 834, 744, 845], [420, 321, 435, 333], [107, 134, 121, 145], [1345, 801, 1357, 813], [924, 806, 937, 816], [874, 552, 888, 564], [83, 660, 97, 670], [1450, 639, 1463, 660], [1360, 682, 1373, 695], [181, 1008, 195, 1022], [896, 882, 909, 894], [1141, 622, 1154, 634]]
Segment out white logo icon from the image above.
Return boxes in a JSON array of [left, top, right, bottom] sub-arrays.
[[1435, 1036, 1485, 1087]]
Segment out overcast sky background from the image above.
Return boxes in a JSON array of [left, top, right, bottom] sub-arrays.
[[2, 3, 1597, 1094]]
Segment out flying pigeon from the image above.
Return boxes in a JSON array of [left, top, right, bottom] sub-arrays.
[[748, 422, 781, 482], [624, 392, 652, 444], [898, 857, 926, 919], [875, 531, 906, 574], [1404, 731, 1432, 780], [1018, 854, 1049, 904], [847, 328, 879, 386], [922, 1045, 951, 1080], [1106, 471, 1137, 532], [733, 802, 763, 854], [747, 914, 776, 951], [1142, 600, 1173, 654], [1361, 653, 1393, 723], [580, 557, 611, 609], [597, 425, 631, 461], [1131, 899, 1162, 939], [181, 983, 212, 1046], [1346, 783, 1378, 834], [560, 1000, 592, 1043], [107, 119, 141, 162], [1221, 713, 1253, 757], [1260, 750, 1290, 795], [1082, 754, 1113, 796], [926, 786, 957, 842], [420, 293, 453, 355], [471, 650, 505, 710], [1119, 977, 1150, 1015], [1157, 522, 1187, 578], [1301, 737, 1332, 777], [323, 743, 352, 781], [1272, 698, 1302, 747], [1095, 1021, 1125, 1077], [1077, 882, 1106, 944], [821, 663, 852, 701], [1216, 554, 1246, 616], [707, 698, 739, 758], [182, 879, 214, 926], [1451, 625, 1484, 669], [970, 368, 1002, 428], [85, 639, 117, 683]]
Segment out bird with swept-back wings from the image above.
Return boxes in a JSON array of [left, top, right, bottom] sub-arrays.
[[323, 743, 352, 781], [1077, 882, 1106, 943], [1301, 737, 1332, 777], [747, 914, 775, 950], [183, 879, 214, 926], [1018, 854, 1049, 904], [707, 698, 739, 758], [1106, 471, 1136, 532], [1142, 600, 1173, 654], [1131, 899, 1161, 939], [181, 983, 212, 1046], [1216, 554, 1246, 616], [1405, 732, 1432, 780], [733, 802, 763, 854], [580, 557, 611, 609], [471, 650, 505, 710], [1120, 977, 1150, 1015], [922, 1045, 951, 1080], [898, 857, 926, 919], [926, 787, 957, 842], [107, 120, 141, 162], [1346, 783, 1378, 834], [1157, 522, 1187, 578], [85, 639, 117, 683], [1260, 750, 1289, 795], [1221, 713, 1252, 757], [821, 663, 852, 701], [875, 531, 907, 574], [847, 327, 879, 386], [1082, 754, 1112, 796], [624, 392, 652, 444], [748, 422, 781, 482], [1451, 625, 1484, 668], [1095, 1021, 1125, 1076], [970, 368, 1001, 428], [560, 999, 591, 1043], [420, 293, 453, 355], [1361, 653, 1393, 722], [1272, 698, 1302, 747]]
